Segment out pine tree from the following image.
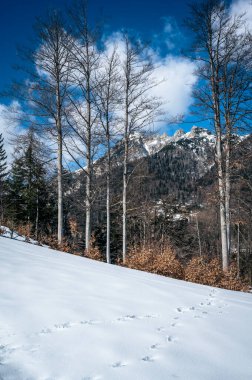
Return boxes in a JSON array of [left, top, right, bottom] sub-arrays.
[[7, 129, 51, 238], [0, 133, 7, 180], [0, 133, 8, 223]]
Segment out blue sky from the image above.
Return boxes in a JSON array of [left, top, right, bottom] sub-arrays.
[[0, 0, 251, 158], [0, 0, 190, 96]]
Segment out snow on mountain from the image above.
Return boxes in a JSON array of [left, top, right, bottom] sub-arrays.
[[0, 236, 252, 380], [75, 126, 247, 176], [110, 126, 216, 165]]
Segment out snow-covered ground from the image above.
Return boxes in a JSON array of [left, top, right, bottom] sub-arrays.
[[0, 237, 252, 380]]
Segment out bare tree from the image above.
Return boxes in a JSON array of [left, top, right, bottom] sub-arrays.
[[8, 12, 72, 244], [96, 46, 121, 263], [186, 0, 252, 270], [65, 0, 101, 252], [35, 13, 72, 244], [120, 33, 161, 262]]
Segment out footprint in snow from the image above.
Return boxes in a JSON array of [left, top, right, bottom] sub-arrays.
[[117, 315, 138, 322], [142, 356, 154, 362], [157, 326, 166, 332], [150, 343, 161, 350], [40, 328, 52, 335], [143, 314, 157, 319], [112, 361, 127, 368], [54, 322, 71, 329], [166, 335, 175, 343], [80, 320, 101, 325]]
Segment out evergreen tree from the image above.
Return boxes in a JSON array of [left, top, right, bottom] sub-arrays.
[[7, 129, 52, 238]]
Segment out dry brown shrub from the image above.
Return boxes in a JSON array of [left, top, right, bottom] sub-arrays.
[[58, 240, 73, 253], [16, 224, 31, 241], [153, 248, 185, 279], [40, 235, 59, 250], [125, 246, 184, 280], [125, 247, 155, 271], [40, 235, 73, 253], [185, 256, 249, 292], [84, 236, 104, 262], [185, 257, 222, 286], [220, 262, 250, 292], [0, 227, 5, 235]]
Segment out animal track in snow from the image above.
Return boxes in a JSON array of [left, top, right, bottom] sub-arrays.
[[141, 355, 154, 362], [166, 335, 176, 343], [112, 361, 127, 368], [150, 343, 161, 350], [116, 314, 157, 322], [40, 328, 52, 335]]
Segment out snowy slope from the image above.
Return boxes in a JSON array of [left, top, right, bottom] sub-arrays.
[[0, 237, 252, 380]]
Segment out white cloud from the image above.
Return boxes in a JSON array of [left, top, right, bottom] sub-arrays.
[[230, 0, 252, 31], [103, 32, 197, 128], [151, 54, 197, 118]]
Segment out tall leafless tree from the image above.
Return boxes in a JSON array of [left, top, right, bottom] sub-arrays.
[[186, 0, 252, 270], [96, 46, 121, 263], [120, 33, 161, 262], [65, 0, 101, 252], [9, 12, 72, 244]]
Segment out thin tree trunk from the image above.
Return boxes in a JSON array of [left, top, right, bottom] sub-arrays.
[[35, 187, 39, 241], [0, 183, 3, 225], [216, 134, 228, 270], [210, 45, 229, 270], [225, 138, 231, 256], [237, 222, 240, 278], [56, 62, 63, 245], [85, 51, 92, 252], [122, 137, 128, 263], [85, 162, 91, 252], [196, 214, 202, 257], [85, 122, 91, 252], [57, 128, 63, 245], [106, 138, 111, 263]]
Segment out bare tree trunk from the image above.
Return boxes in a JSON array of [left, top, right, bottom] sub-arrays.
[[85, 74, 92, 252], [85, 151, 91, 251], [0, 184, 3, 225], [57, 125, 63, 245], [122, 137, 128, 263], [225, 139, 231, 256], [196, 214, 202, 257], [216, 135, 228, 270], [106, 169, 111, 263], [106, 139, 111, 263], [35, 187, 39, 241], [85, 174, 91, 251], [237, 221, 240, 278]]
